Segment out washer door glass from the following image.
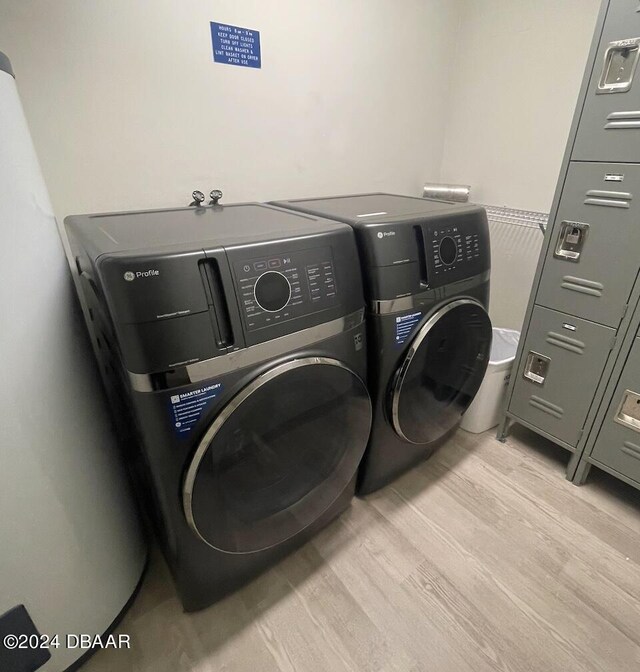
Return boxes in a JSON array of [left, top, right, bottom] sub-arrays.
[[390, 299, 492, 445], [183, 357, 372, 553]]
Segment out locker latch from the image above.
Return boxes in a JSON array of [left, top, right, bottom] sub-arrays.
[[597, 37, 640, 94], [554, 221, 589, 262], [523, 351, 550, 385], [614, 389, 640, 432]]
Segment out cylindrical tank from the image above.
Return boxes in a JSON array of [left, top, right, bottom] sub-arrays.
[[0, 53, 146, 671], [422, 182, 471, 203]]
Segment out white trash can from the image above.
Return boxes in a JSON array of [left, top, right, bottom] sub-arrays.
[[461, 327, 520, 434]]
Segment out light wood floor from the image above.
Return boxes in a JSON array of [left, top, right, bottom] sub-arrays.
[[83, 427, 640, 672]]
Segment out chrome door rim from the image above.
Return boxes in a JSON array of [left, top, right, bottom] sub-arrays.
[[182, 356, 372, 552], [389, 298, 488, 444]]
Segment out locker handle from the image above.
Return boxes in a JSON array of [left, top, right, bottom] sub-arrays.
[[614, 389, 640, 433], [597, 38, 640, 94]]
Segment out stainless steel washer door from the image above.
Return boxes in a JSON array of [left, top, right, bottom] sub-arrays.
[[389, 299, 492, 445], [183, 357, 372, 554]]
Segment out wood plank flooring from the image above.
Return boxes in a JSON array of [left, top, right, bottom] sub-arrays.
[[82, 427, 640, 672]]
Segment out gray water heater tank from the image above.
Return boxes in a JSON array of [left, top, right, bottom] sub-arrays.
[[0, 53, 146, 671]]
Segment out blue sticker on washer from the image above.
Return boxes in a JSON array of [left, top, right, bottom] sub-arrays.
[[395, 311, 423, 346], [168, 383, 223, 437]]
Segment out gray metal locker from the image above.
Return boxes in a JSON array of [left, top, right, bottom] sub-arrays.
[[589, 335, 640, 484], [573, 0, 640, 162], [536, 161, 640, 328], [508, 306, 615, 448], [500, 0, 640, 480]]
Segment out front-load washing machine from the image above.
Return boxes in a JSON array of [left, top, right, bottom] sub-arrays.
[[273, 194, 492, 494], [66, 203, 372, 611]]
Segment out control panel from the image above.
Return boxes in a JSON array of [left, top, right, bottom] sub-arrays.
[[427, 219, 483, 282], [233, 246, 338, 331]]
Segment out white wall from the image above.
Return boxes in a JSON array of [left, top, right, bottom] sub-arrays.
[[0, 0, 462, 219], [485, 218, 544, 330], [438, 0, 601, 329], [0, 1, 603, 331], [440, 0, 601, 213]]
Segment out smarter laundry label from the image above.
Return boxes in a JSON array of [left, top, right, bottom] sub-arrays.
[[211, 22, 261, 69], [395, 311, 423, 346], [169, 383, 223, 437]]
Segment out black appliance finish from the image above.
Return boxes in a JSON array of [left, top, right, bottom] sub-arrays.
[[66, 203, 371, 611], [272, 194, 492, 494]]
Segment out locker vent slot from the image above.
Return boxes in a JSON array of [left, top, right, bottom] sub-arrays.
[[622, 441, 640, 459], [584, 189, 632, 208], [545, 331, 585, 355], [614, 389, 640, 433], [561, 276, 604, 297], [605, 110, 640, 128], [529, 395, 564, 419]]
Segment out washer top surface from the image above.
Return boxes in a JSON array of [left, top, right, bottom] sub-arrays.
[[273, 193, 481, 227], [65, 203, 348, 258]]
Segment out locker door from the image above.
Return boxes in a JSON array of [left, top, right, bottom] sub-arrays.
[[536, 162, 640, 327], [509, 306, 614, 447], [573, 0, 640, 162], [590, 335, 640, 484]]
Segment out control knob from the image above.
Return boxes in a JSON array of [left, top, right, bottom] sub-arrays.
[[254, 271, 291, 312], [438, 236, 458, 265]]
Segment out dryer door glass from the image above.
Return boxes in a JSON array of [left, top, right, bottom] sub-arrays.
[[183, 358, 371, 553], [390, 299, 491, 445]]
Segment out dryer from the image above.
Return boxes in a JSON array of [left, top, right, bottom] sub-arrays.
[[66, 203, 372, 611], [273, 193, 492, 494]]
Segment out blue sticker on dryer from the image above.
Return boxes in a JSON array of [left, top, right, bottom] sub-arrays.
[[169, 383, 222, 437], [395, 311, 423, 346]]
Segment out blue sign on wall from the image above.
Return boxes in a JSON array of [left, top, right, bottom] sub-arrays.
[[211, 22, 261, 69]]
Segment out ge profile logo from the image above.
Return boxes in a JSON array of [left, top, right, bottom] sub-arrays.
[[377, 232, 384, 239], [123, 269, 160, 281]]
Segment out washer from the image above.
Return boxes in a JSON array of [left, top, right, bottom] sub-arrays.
[[272, 193, 492, 494], [66, 203, 372, 611]]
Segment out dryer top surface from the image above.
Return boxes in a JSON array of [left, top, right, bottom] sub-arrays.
[[272, 193, 483, 227]]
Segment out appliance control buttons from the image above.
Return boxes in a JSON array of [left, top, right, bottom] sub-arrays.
[[306, 261, 336, 302], [237, 247, 338, 331], [254, 271, 292, 313]]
